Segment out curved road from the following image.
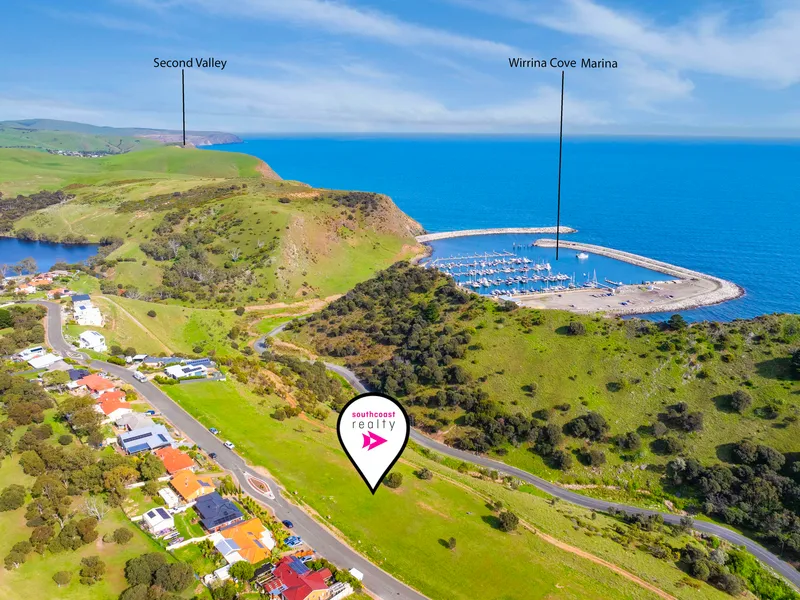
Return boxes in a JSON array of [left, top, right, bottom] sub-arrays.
[[257, 327, 800, 590], [34, 301, 426, 600]]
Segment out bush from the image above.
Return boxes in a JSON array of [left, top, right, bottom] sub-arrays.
[[498, 511, 519, 532], [153, 562, 194, 592], [235, 307, 245, 316], [79, 556, 105, 585], [113, 528, 134, 545], [729, 390, 752, 413], [552, 450, 573, 470], [792, 348, 800, 379], [229, 560, 255, 581], [446, 537, 456, 550], [417, 468, 433, 480], [107, 356, 126, 366], [57, 434, 73, 446], [0, 484, 26, 511], [53, 570, 72, 587], [567, 321, 586, 336], [583, 448, 606, 466], [384, 472, 403, 489], [147, 310, 157, 318]]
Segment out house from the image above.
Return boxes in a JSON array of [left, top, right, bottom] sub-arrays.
[[46, 287, 72, 299], [186, 357, 215, 368], [117, 425, 174, 454], [78, 330, 107, 352], [115, 412, 155, 431], [18, 346, 46, 361], [67, 368, 90, 381], [96, 396, 132, 422], [170, 470, 216, 503], [263, 556, 332, 600], [155, 447, 196, 475], [73, 374, 116, 397], [142, 507, 174, 534], [165, 364, 208, 380], [27, 353, 62, 370], [15, 284, 36, 295], [72, 294, 103, 326], [159, 487, 181, 509], [194, 492, 244, 532], [29, 274, 53, 287], [210, 518, 275, 565]]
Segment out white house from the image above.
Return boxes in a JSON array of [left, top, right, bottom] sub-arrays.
[[27, 353, 62, 370], [142, 507, 174, 534], [165, 364, 208, 380], [158, 487, 181, 509], [18, 346, 46, 361], [72, 294, 103, 326], [78, 330, 107, 352]]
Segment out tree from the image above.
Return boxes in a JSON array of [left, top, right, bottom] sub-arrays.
[[384, 472, 403, 489], [19, 257, 38, 275], [417, 468, 433, 480], [552, 450, 573, 470], [792, 349, 800, 380], [616, 431, 642, 452], [229, 560, 255, 581], [153, 562, 194, 592], [75, 517, 99, 543], [58, 434, 73, 446], [446, 537, 456, 550], [147, 310, 157, 318], [565, 412, 609, 441], [498, 510, 519, 532], [79, 556, 105, 585], [0, 484, 26, 511], [113, 527, 134, 545], [53, 570, 72, 587], [729, 390, 753, 413], [667, 314, 687, 330], [212, 580, 237, 600], [82, 497, 110, 521], [138, 453, 166, 481], [125, 553, 167, 587], [19, 451, 46, 476], [235, 306, 245, 316], [583, 448, 606, 466]]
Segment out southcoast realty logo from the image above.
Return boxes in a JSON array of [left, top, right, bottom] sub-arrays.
[[337, 393, 410, 494]]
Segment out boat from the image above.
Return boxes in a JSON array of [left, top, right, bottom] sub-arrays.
[[577, 252, 589, 260]]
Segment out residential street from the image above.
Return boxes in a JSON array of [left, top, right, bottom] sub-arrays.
[[35, 301, 427, 600]]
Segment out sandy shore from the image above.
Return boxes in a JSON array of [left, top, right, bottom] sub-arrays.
[[415, 226, 576, 243], [514, 239, 744, 316]]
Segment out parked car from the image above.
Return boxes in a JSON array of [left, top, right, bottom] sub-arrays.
[[144, 410, 156, 416], [209, 427, 220, 435], [282, 520, 294, 529], [224, 441, 235, 449], [133, 371, 147, 382], [208, 452, 217, 460]]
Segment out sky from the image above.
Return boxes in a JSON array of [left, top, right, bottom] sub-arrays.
[[1, 0, 800, 135]]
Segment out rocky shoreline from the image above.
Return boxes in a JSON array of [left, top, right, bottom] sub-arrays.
[[532, 239, 745, 315]]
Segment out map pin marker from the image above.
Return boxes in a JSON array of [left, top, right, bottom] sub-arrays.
[[337, 392, 410, 495]]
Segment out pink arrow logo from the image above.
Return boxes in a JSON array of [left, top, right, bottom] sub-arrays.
[[361, 431, 388, 451]]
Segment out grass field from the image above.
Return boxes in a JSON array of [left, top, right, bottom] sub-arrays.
[[163, 379, 731, 600], [0, 126, 161, 154]]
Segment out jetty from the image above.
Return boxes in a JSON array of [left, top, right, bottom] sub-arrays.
[[521, 239, 744, 315], [415, 226, 577, 243]]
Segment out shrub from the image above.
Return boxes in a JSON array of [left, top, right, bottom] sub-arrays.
[[0, 484, 26, 511], [583, 448, 606, 466], [235, 306, 245, 316], [113, 528, 134, 545], [146, 310, 156, 318], [57, 434, 73, 446], [107, 356, 126, 366], [446, 537, 456, 550], [729, 390, 752, 413], [417, 468, 433, 480], [552, 450, 573, 470], [384, 472, 403, 489], [79, 556, 105, 585], [567, 321, 586, 336], [229, 560, 255, 581], [498, 511, 519, 532], [53, 570, 72, 587]]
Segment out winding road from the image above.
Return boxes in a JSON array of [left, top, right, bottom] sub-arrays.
[[36, 301, 800, 592], [34, 301, 427, 600], [255, 327, 800, 590]]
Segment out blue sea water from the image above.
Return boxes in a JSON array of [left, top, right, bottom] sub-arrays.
[[207, 137, 800, 322], [0, 238, 99, 275]]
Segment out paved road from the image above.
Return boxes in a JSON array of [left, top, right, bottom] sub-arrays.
[[35, 301, 426, 600], [256, 328, 800, 590]]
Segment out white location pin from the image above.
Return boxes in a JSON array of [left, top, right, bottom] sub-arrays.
[[337, 392, 410, 494]]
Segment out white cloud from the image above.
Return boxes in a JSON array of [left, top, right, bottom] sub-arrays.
[[133, 0, 516, 57], [187, 70, 609, 132], [456, 0, 800, 86]]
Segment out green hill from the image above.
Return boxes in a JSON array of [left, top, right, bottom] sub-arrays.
[[287, 262, 800, 560], [0, 146, 423, 305], [0, 119, 241, 153]]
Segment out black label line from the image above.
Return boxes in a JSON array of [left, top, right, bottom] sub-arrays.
[[556, 69, 565, 260], [181, 68, 186, 146]]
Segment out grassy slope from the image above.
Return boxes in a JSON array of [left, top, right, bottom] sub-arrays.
[[163, 379, 731, 600], [287, 267, 800, 496], [0, 126, 161, 154], [2, 147, 422, 305]]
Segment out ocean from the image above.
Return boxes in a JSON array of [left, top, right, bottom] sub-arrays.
[[207, 137, 800, 321]]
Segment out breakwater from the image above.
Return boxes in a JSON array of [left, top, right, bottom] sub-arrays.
[[416, 226, 576, 243], [532, 239, 744, 314]]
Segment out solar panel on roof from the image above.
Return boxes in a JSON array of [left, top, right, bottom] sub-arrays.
[[156, 508, 170, 519], [255, 540, 264, 548], [289, 557, 310, 575], [158, 434, 167, 442], [123, 432, 153, 443]]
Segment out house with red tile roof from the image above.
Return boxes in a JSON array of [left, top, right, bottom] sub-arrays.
[[72, 374, 116, 397], [263, 556, 331, 600], [154, 446, 196, 474], [95, 396, 132, 422], [210, 518, 274, 564]]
